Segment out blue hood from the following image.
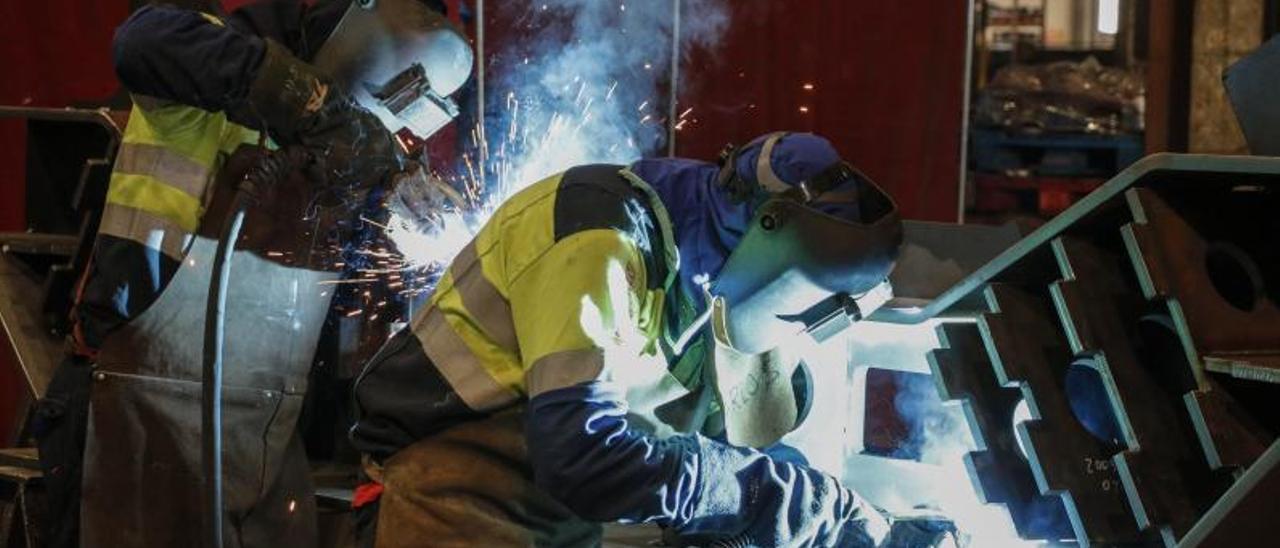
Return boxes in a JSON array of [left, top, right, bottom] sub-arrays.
[[630, 158, 750, 313], [630, 133, 862, 315]]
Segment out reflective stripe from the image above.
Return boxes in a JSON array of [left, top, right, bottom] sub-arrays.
[[125, 104, 229, 168], [97, 202, 193, 260], [449, 243, 518, 350], [414, 306, 519, 411], [525, 348, 605, 397], [755, 132, 791, 194], [112, 142, 211, 198], [99, 94, 260, 261], [106, 173, 203, 232]]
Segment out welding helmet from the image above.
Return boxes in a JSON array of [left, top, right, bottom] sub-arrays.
[[311, 0, 473, 138], [707, 133, 903, 355]]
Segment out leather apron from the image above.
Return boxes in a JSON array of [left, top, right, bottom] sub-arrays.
[[367, 350, 711, 547], [80, 147, 340, 547]]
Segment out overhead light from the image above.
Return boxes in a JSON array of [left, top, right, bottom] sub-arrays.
[[1098, 0, 1120, 35]]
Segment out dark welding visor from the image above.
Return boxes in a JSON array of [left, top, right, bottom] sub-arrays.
[[312, 0, 473, 137], [708, 170, 903, 355]]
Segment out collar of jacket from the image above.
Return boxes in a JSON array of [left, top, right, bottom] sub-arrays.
[[627, 158, 753, 319]]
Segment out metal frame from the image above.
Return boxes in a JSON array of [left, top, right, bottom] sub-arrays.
[[908, 152, 1280, 546], [1178, 438, 1280, 547], [0, 106, 123, 399], [874, 153, 1280, 324]]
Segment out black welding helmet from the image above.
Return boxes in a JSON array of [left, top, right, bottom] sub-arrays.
[[707, 132, 903, 355], [311, 0, 473, 138]]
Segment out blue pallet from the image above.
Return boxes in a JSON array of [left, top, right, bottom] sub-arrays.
[[971, 129, 1144, 177]]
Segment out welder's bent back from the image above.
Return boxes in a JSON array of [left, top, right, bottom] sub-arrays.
[[351, 164, 679, 461]]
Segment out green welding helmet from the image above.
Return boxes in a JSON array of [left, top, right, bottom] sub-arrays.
[[707, 133, 904, 355], [312, 0, 473, 138]]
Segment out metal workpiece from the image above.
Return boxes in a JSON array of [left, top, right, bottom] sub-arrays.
[[928, 322, 1074, 542], [1122, 187, 1280, 384], [878, 153, 1280, 324], [915, 153, 1280, 546], [1177, 438, 1280, 547], [982, 283, 1149, 546], [877, 221, 1027, 317], [1050, 236, 1233, 543]]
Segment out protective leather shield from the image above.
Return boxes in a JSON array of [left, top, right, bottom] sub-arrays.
[[710, 178, 902, 355], [80, 147, 340, 547], [312, 0, 473, 136]]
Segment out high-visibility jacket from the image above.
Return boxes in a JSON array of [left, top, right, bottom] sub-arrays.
[[76, 96, 261, 350], [351, 163, 704, 459], [350, 162, 883, 547], [102, 97, 260, 257], [76, 5, 273, 350]]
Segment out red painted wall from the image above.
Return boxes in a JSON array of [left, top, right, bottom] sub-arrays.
[[675, 1, 968, 222]]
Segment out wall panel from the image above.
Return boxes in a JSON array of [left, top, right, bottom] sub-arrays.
[[675, 1, 970, 221]]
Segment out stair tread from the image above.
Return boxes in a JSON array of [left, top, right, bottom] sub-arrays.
[[0, 465, 42, 482], [0, 447, 39, 469]]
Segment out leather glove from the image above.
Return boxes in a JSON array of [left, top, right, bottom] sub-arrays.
[[385, 161, 468, 229], [672, 438, 889, 548], [868, 509, 960, 548], [383, 161, 472, 265], [296, 98, 405, 195], [236, 39, 404, 193]]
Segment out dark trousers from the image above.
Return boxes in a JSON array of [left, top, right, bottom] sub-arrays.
[[31, 355, 94, 548]]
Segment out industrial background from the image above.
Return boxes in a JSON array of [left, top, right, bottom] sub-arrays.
[[1, 0, 1277, 546]]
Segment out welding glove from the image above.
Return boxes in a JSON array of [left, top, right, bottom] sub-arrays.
[[385, 162, 468, 231], [527, 381, 892, 548], [236, 39, 404, 194], [675, 438, 890, 547], [876, 510, 961, 548]]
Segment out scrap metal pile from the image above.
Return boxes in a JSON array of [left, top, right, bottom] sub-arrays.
[[890, 154, 1280, 546]]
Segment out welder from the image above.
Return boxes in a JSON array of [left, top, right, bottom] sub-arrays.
[[351, 132, 950, 547], [30, 1, 471, 546]]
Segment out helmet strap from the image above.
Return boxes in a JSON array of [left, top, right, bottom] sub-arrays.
[[753, 132, 790, 194], [708, 294, 734, 349], [715, 143, 757, 203], [716, 133, 865, 206], [780, 161, 866, 204]]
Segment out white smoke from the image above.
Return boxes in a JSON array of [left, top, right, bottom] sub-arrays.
[[478, 0, 730, 196], [390, 0, 729, 268], [829, 320, 1037, 547]]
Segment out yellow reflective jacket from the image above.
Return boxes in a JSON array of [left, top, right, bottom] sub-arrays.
[[100, 97, 260, 258], [351, 164, 710, 459]]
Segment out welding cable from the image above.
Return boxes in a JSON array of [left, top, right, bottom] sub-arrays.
[[201, 150, 296, 548]]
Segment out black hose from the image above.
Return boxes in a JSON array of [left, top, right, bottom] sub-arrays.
[[202, 151, 294, 548]]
